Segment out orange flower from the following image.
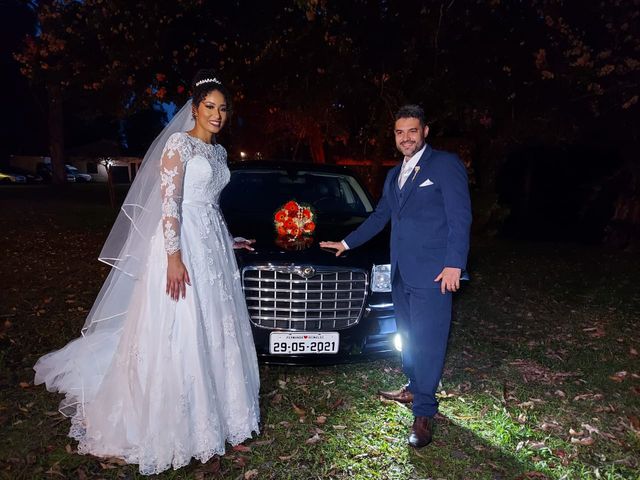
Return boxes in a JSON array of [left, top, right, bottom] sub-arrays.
[[290, 227, 300, 237], [304, 221, 316, 232], [302, 208, 311, 219], [275, 210, 287, 223], [277, 226, 287, 235], [284, 218, 296, 229]]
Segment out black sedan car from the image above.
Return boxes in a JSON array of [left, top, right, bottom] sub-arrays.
[[220, 161, 399, 364]]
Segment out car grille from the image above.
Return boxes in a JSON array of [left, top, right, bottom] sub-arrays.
[[242, 266, 368, 330]]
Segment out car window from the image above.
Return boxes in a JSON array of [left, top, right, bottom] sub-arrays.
[[221, 170, 373, 217]]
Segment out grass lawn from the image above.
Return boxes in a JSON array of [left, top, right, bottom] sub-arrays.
[[1, 185, 638, 479]]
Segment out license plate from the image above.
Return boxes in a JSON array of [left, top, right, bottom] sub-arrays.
[[269, 332, 339, 354]]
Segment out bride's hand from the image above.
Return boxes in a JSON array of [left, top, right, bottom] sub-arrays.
[[233, 238, 256, 251], [166, 253, 191, 301]]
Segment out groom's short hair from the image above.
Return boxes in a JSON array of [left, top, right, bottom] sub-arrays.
[[395, 105, 426, 127]]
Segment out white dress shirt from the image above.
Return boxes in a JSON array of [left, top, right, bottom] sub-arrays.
[[398, 144, 426, 189], [342, 145, 426, 250]]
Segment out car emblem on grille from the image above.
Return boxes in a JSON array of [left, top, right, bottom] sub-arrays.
[[300, 266, 316, 279], [277, 264, 317, 279]]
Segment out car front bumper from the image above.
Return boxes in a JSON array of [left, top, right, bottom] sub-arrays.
[[252, 297, 398, 365]]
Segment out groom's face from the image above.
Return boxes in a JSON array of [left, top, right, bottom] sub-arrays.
[[394, 117, 429, 158]]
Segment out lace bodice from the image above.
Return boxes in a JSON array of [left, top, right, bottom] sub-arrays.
[[160, 132, 230, 254]]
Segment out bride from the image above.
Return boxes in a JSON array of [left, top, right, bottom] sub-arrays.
[[33, 70, 261, 475]]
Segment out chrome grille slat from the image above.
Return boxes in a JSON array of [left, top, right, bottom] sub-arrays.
[[242, 266, 367, 331], [245, 296, 363, 305]]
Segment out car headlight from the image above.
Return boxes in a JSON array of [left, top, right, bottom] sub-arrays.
[[371, 264, 392, 292]]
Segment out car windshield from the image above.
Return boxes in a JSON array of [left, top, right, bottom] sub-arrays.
[[221, 169, 374, 218]]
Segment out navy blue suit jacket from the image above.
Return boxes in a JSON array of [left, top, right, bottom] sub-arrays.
[[345, 145, 472, 289]]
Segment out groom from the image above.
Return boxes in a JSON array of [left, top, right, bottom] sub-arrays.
[[320, 104, 471, 448]]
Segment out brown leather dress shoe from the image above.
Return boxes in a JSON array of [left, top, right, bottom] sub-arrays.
[[378, 384, 414, 403], [408, 416, 433, 448]]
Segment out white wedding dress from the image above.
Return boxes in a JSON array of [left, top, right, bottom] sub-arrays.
[[34, 132, 260, 475]]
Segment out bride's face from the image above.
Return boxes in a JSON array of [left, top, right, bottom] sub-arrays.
[[194, 90, 228, 134]]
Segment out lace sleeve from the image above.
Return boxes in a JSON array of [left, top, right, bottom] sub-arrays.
[[160, 133, 187, 255]]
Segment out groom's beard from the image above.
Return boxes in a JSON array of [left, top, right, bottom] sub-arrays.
[[398, 140, 423, 157]]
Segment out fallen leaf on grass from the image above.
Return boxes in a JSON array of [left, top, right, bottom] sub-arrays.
[[233, 455, 249, 468], [292, 403, 306, 416], [540, 421, 561, 431], [18, 382, 30, 388], [573, 393, 604, 402], [244, 469, 259, 479], [594, 403, 616, 413], [583, 325, 606, 338], [570, 436, 595, 446], [232, 444, 252, 453], [315, 416, 327, 425], [305, 433, 322, 445], [553, 449, 567, 458], [516, 440, 545, 451], [437, 390, 456, 399], [271, 393, 283, 405], [332, 425, 347, 430], [581, 423, 600, 435], [630, 347, 638, 356], [609, 371, 627, 382]]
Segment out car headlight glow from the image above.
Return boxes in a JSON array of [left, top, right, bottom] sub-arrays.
[[393, 333, 402, 352], [371, 264, 392, 292]]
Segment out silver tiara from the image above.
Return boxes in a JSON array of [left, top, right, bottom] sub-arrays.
[[195, 77, 221, 87]]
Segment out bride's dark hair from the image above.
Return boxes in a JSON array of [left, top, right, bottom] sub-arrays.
[[191, 69, 233, 114]]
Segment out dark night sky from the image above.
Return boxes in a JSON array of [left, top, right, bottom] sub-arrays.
[[1, 1, 638, 246]]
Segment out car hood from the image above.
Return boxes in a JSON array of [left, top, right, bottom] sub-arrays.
[[225, 213, 391, 268]]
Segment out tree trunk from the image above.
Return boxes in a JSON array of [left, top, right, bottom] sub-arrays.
[[308, 124, 325, 164], [47, 83, 65, 184], [604, 160, 640, 250]]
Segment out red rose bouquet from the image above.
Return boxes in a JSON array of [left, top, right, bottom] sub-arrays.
[[274, 200, 316, 238]]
